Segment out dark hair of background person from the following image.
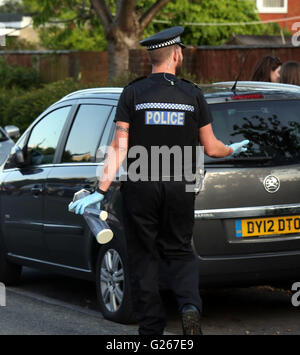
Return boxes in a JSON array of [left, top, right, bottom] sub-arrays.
[[251, 55, 282, 82], [280, 61, 300, 86]]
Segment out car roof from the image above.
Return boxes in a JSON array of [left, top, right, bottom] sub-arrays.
[[211, 81, 300, 92], [57, 81, 300, 105], [202, 81, 300, 102], [58, 87, 123, 103]]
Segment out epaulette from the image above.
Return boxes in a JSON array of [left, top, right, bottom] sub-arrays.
[[125, 76, 147, 88], [181, 78, 202, 90]]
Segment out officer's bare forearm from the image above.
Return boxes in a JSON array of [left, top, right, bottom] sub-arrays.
[[98, 123, 129, 192], [199, 124, 233, 158], [204, 139, 233, 158], [98, 141, 128, 192]]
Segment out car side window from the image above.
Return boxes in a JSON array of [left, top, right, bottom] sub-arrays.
[[27, 106, 71, 166], [96, 107, 116, 163], [62, 104, 112, 163]]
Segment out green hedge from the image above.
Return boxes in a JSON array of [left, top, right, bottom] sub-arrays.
[[0, 58, 40, 89], [0, 78, 103, 134]]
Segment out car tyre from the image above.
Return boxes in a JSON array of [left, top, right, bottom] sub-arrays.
[[0, 247, 22, 285], [96, 237, 135, 324]]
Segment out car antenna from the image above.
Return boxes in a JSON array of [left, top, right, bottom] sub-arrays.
[[231, 50, 250, 94]]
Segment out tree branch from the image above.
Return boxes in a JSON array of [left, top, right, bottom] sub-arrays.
[[139, 0, 172, 32], [90, 0, 113, 31], [115, 0, 137, 31]]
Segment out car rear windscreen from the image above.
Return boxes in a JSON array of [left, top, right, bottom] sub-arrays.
[[207, 100, 300, 165]]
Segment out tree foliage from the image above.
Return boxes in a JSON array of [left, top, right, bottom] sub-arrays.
[[0, 0, 26, 13], [38, 21, 107, 51], [23, 0, 103, 50], [146, 0, 286, 45], [23, 0, 285, 50]]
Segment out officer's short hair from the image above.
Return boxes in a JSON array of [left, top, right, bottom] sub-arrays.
[[148, 45, 178, 66]]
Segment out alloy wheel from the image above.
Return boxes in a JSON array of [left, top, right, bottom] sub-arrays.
[[100, 248, 124, 312]]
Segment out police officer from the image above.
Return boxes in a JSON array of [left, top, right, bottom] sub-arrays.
[[69, 26, 249, 335]]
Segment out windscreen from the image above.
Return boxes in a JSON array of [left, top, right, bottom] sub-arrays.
[[206, 100, 300, 165]]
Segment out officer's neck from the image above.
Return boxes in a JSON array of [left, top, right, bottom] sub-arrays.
[[152, 65, 176, 76]]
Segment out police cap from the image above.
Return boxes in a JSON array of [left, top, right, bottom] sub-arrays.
[[140, 26, 185, 51]]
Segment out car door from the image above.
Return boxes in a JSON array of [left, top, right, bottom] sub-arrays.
[[44, 100, 116, 270], [1, 105, 72, 260]]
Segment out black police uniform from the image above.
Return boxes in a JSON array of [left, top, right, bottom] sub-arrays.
[[114, 28, 213, 335]]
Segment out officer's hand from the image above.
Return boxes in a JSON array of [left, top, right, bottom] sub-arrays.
[[228, 140, 250, 156], [68, 191, 104, 215]]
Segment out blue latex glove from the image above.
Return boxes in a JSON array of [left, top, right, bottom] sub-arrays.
[[68, 191, 104, 215], [228, 140, 250, 156]]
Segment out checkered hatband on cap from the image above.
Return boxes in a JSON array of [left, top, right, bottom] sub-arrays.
[[147, 36, 181, 50]]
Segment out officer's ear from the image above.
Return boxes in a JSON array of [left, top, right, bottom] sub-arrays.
[[173, 45, 181, 62]]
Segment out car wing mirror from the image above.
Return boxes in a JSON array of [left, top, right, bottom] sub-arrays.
[[12, 146, 26, 168], [4, 125, 20, 140]]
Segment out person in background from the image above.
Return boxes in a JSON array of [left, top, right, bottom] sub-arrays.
[[280, 61, 300, 86], [251, 55, 282, 83]]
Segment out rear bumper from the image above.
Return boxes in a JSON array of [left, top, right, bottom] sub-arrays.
[[193, 203, 300, 286], [196, 250, 300, 287]]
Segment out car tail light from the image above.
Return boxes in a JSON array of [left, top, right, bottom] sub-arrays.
[[232, 94, 264, 100]]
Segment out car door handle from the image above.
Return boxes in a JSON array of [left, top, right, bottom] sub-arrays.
[[31, 186, 43, 194]]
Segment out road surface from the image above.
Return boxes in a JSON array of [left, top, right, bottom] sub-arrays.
[[0, 267, 299, 335]]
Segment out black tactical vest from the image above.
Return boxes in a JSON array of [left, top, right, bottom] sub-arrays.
[[115, 73, 213, 182]]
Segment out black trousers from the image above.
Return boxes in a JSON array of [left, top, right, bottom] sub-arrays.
[[121, 180, 202, 335]]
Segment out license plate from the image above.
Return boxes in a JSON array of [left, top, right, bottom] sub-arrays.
[[235, 215, 300, 238]]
